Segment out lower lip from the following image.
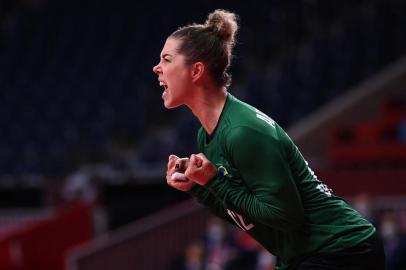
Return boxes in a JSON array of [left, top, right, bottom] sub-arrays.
[[162, 89, 168, 99]]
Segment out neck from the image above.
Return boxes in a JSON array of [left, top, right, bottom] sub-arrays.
[[187, 86, 228, 135]]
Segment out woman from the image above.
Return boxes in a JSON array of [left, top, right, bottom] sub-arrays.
[[153, 9, 385, 270]]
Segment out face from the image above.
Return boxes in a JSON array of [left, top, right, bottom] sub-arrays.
[[153, 38, 192, 109]]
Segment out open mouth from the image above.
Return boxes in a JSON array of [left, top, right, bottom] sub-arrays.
[[159, 81, 168, 90], [159, 80, 169, 98]]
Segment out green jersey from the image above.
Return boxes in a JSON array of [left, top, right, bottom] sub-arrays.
[[188, 94, 375, 270]]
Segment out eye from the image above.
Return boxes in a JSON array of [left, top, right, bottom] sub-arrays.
[[163, 58, 171, 63]]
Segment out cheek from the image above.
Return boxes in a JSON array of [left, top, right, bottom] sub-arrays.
[[170, 69, 189, 91]]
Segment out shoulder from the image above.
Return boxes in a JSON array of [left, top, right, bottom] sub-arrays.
[[224, 94, 280, 141], [225, 125, 279, 152]]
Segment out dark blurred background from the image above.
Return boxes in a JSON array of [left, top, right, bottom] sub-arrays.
[[0, 0, 405, 270]]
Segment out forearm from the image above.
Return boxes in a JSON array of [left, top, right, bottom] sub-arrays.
[[188, 184, 235, 224], [205, 175, 304, 232]]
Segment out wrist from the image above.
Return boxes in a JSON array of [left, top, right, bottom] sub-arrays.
[[205, 172, 227, 194], [187, 183, 201, 195], [201, 167, 218, 186]]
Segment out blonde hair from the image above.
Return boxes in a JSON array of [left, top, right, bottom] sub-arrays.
[[170, 9, 239, 88], [205, 9, 238, 48]]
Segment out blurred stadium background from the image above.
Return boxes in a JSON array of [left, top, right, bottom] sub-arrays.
[[0, 0, 405, 269]]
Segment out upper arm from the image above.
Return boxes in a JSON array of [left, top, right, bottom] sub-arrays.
[[225, 125, 304, 225]]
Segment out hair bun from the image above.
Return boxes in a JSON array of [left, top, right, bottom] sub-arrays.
[[205, 9, 238, 45]]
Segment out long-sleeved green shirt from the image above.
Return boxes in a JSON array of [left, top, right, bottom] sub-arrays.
[[189, 93, 375, 270]]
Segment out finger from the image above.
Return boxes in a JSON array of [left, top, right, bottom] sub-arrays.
[[196, 153, 209, 167], [184, 155, 194, 178], [176, 158, 190, 172], [196, 153, 206, 159], [189, 154, 198, 168], [188, 154, 203, 168], [185, 155, 200, 181], [184, 158, 190, 169], [195, 155, 203, 168], [167, 154, 179, 169]]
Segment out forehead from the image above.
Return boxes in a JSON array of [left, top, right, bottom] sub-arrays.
[[160, 38, 181, 57]]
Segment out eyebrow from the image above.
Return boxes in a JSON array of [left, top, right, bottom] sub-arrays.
[[161, 53, 173, 59]]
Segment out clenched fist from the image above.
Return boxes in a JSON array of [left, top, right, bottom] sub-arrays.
[[185, 153, 217, 186], [166, 155, 193, 192]]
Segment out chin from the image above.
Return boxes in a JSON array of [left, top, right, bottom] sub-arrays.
[[163, 100, 182, 109]]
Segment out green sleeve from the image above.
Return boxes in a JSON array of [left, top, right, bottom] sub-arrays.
[[188, 184, 236, 224], [205, 126, 304, 232]]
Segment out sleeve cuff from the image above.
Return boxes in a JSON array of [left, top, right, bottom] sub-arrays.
[[188, 171, 229, 200], [205, 171, 228, 195], [187, 183, 202, 197]]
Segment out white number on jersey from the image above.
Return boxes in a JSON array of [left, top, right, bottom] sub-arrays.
[[256, 109, 275, 128], [227, 209, 255, 231], [305, 161, 333, 197], [317, 183, 333, 197]]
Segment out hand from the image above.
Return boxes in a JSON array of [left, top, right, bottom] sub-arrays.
[[185, 153, 217, 186], [166, 155, 193, 192]]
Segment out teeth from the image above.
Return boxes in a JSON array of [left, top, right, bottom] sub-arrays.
[[159, 81, 168, 89]]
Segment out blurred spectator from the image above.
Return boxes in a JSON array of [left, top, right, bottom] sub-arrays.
[[379, 211, 406, 270], [203, 217, 235, 270], [62, 170, 96, 204], [352, 192, 374, 224], [255, 247, 275, 270], [62, 170, 108, 236], [176, 217, 277, 270], [231, 230, 275, 270], [172, 241, 207, 270]]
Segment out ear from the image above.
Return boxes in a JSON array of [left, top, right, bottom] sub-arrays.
[[191, 62, 205, 83]]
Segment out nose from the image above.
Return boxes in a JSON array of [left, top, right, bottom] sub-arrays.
[[153, 64, 161, 74]]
